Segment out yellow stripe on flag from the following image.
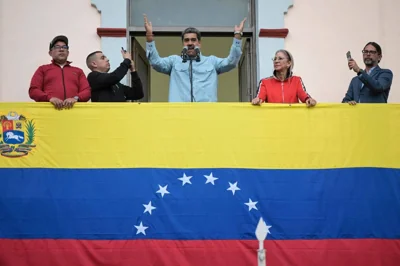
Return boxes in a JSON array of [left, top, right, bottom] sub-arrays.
[[0, 103, 399, 169]]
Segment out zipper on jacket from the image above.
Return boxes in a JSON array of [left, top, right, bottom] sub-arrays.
[[61, 68, 66, 100], [281, 82, 285, 103]]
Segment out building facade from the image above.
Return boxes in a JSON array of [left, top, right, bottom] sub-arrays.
[[0, 0, 398, 103]]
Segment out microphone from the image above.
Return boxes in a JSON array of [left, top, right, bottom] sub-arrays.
[[181, 46, 188, 63], [194, 46, 201, 62]]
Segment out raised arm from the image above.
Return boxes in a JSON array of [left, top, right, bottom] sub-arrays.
[[144, 14, 175, 74], [358, 69, 393, 93], [89, 51, 133, 91], [213, 18, 246, 74]]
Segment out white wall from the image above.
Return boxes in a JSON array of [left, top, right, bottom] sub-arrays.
[[257, 0, 293, 81], [1, 0, 398, 103], [91, 0, 128, 85], [285, 0, 400, 103], [0, 0, 101, 102]]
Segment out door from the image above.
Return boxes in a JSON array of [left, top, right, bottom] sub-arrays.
[[132, 37, 151, 102], [238, 38, 252, 102]]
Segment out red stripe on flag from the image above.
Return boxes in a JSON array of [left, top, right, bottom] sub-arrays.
[[0, 239, 399, 266]]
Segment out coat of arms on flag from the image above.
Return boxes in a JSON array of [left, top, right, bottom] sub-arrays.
[[0, 111, 36, 158]]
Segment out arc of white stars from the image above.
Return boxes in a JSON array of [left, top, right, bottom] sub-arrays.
[[227, 181, 241, 195], [134, 222, 148, 235], [156, 184, 170, 198], [178, 173, 192, 186], [204, 172, 218, 185], [244, 198, 258, 211], [143, 201, 156, 215]]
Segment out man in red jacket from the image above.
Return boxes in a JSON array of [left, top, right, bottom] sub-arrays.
[[29, 35, 91, 109]]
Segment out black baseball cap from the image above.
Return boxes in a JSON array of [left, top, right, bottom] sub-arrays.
[[49, 35, 68, 50]]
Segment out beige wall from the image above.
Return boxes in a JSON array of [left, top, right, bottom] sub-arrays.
[[285, 0, 400, 103], [0, 0, 101, 102], [1, 0, 398, 103], [136, 36, 239, 102]]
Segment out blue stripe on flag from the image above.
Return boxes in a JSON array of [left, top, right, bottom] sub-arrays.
[[0, 167, 399, 240]]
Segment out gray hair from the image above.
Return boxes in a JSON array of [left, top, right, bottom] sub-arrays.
[[181, 27, 201, 41], [276, 49, 294, 77]]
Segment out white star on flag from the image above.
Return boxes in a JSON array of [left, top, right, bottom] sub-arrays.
[[204, 172, 218, 185], [244, 198, 258, 211], [265, 224, 272, 235], [143, 201, 156, 215], [227, 181, 241, 195], [178, 173, 192, 186], [156, 184, 170, 198], [134, 221, 148, 235]]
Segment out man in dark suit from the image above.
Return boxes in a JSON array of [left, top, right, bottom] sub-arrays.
[[342, 42, 393, 104]]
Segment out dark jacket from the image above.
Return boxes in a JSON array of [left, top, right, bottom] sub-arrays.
[[29, 61, 91, 102], [87, 59, 144, 102], [342, 66, 393, 103]]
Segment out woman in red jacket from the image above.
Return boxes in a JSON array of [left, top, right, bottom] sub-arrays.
[[252, 49, 317, 107]]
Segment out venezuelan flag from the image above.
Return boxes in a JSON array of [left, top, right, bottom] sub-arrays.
[[0, 103, 399, 266]]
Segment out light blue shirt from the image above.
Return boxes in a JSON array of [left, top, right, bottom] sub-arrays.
[[146, 39, 242, 102]]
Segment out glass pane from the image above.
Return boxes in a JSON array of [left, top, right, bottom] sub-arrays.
[[130, 0, 251, 27]]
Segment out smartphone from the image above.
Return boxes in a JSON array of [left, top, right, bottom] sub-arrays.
[[121, 47, 127, 53], [346, 51, 352, 61], [346, 51, 352, 70]]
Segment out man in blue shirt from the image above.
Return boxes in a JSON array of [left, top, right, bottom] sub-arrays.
[[144, 14, 246, 102], [343, 42, 393, 104]]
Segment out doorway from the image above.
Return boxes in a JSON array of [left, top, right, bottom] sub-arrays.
[[131, 35, 254, 102]]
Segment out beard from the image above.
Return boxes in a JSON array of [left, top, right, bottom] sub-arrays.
[[364, 58, 375, 67]]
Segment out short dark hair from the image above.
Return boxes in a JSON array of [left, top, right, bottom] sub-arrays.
[[86, 51, 102, 70], [364, 42, 382, 55], [364, 42, 382, 63], [181, 27, 201, 41]]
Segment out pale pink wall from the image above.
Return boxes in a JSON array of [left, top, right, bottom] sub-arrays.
[[0, 0, 101, 102], [285, 0, 400, 103]]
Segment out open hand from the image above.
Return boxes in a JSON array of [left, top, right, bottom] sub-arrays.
[[143, 14, 153, 34], [235, 17, 247, 33]]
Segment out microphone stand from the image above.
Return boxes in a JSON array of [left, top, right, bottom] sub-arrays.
[[189, 58, 194, 102], [182, 49, 201, 102]]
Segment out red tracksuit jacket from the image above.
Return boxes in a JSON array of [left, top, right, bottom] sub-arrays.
[[29, 61, 91, 102], [256, 74, 310, 103]]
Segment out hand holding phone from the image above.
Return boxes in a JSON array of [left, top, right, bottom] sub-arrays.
[[346, 51, 352, 70], [346, 51, 352, 61]]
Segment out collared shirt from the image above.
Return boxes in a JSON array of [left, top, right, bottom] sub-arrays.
[[146, 39, 242, 102]]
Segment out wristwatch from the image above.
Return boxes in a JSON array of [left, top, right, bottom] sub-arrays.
[[74, 96, 79, 101]]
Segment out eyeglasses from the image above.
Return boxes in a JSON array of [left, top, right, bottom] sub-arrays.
[[272, 57, 288, 62], [362, 50, 377, 55], [52, 45, 69, 50]]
